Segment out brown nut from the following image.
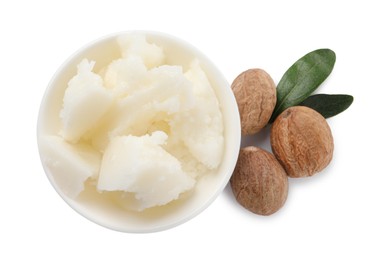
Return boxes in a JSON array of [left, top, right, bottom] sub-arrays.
[[231, 69, 276, 135], [270, 106, 334, 178], [230, 146, 288, 216]]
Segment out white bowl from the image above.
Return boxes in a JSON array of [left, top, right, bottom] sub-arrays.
[[37, 31, 241, 233]]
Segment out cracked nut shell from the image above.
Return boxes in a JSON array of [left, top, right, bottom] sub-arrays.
[[231, 69, 276, 135], [270, 106, 334, 178], [230, 146, 288, 215]]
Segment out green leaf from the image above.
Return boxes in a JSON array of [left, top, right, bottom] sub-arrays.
[[270, 49, 336, 122], [299, 94, 354, 118]]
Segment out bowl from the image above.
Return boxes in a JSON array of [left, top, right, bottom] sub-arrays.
[[37, 31, 241, 233]]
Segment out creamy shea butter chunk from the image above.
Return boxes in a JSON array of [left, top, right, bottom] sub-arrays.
[[41, 34, 224, 211], [98, 131, 195, 211], [60, 60, 113, 143]]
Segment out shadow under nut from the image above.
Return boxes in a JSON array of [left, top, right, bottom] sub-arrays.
[[270, 106, 334, 178], [230, 146, 288, 216]]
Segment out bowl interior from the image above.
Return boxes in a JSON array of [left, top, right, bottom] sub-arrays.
[[37, 31, 241, 232]]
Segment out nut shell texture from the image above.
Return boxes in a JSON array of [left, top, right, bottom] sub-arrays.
[[230, 146, 288, 215], [271, 106, 334, 178], [231, 69, 276, 135]]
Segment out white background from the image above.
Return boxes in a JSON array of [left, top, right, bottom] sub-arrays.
[[1, 0, 384, 259]]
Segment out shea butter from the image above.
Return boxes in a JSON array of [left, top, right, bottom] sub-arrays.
[[98, 131, 195, 211], [39, 33, 224, 211]]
